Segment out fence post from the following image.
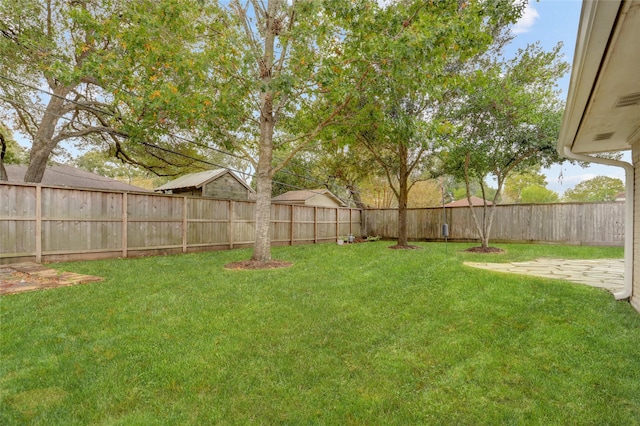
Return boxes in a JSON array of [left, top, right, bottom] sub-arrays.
[[228, 200, 234, 250], [314, 206, 318, 244], [122, 192, 128, 258], [290, 204, 295, 246], [335, 207, 339, 240], [349, 208, 353, 236], [182, 196, 188, 253], [35, 185, 42, 263]]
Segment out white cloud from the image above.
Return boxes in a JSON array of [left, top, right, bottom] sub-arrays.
[[512, 3, 540, 35]]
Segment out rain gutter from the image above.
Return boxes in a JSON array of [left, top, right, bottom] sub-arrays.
[[561, 148, 633, 300], [558, 0, 633, 300]]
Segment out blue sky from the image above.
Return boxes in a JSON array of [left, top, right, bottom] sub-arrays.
[[507, 0, 629, 195]]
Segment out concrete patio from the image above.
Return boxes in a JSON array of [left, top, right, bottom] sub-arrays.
[[464, 258, 624, 294]]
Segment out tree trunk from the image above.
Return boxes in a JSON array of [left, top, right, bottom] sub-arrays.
[[250, 0, 277, 262], [0, 133, 7, 181], [397, 144, 409, 247], [251, 122, 274, 262], [346, 182, 366, 209], [479, 184, 503, 249], [24, 84, 70, 183]]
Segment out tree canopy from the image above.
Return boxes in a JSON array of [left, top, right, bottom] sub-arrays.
[[0, 0, 236, 182], [444, 41, 569, 249], [1, 0, 574, 262], [563, 176, 624, 202]]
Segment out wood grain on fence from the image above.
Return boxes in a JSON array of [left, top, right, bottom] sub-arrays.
[[0, 183, 362, 264], [363, 203, 625, 246]]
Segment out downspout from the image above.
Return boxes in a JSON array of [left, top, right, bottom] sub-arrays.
[[562, 146, 633, 300]]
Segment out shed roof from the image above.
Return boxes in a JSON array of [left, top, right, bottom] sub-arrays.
[[5, 164, 150, 192], [154, 169, 254, 193], [272, 188, 346, 207]]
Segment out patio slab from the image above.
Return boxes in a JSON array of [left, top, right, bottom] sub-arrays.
[[464, 258, 624, 293], [0, 262, 103, 295]]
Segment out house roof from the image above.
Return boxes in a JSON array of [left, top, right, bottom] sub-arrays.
[[444, 196, 492, 207], [4, 164, 149, 192], [154, 169, 254, 193], [271, 188, 346, 207], [558, 0, 640, 155]]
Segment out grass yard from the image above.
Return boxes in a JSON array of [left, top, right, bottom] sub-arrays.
[[2, 242, 639, 424]]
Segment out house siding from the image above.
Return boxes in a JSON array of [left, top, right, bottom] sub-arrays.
[[632, 142, 640, 312]]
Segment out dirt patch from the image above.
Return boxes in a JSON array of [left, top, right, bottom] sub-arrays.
[[224, 260, 293, 270], [464, 246, 505, 254], [388, 244, 422, 250]]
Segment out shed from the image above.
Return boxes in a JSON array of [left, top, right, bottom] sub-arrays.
[[272, 188, 346, 208], [154, 169, 255, 200]]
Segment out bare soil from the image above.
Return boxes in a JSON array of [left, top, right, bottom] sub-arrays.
[[464, 246, 505, 253], [224, 260, 293, 270], [388, 244, 422, 250]]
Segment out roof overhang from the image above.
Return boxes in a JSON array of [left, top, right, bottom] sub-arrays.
[[558, 0, 640, 155]]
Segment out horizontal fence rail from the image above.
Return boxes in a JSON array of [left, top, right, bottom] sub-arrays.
[[363, 202, 625, 247], [1, 183, 361, 264]]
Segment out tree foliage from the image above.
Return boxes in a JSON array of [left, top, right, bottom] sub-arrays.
[[502, 165, 547, 203], [563, 176, 624, 202], [519, 185, 559, 204], [1, 0, 548, 261], [337, 0, 524, 247], [217, 0, 524, 258], [444, 41, 569, 248], [0, 0, 235, 182]]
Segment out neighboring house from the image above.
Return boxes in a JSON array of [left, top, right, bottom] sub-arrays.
[[4, 164, 149, 192], [154, 169, 255, 200], [558, 0, 639, 310], [614, 192, 626, 202], [272, 188, 346, 208], [444, 196, 493, 208]]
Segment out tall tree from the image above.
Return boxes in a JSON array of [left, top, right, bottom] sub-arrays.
[[408, 180, 442, 208], [519, 185, 559, 204], [220, 0, 380, 263], [444, 41, 569, 250], [343, 0, 524, 248], [563, 176, 624, 202], [503, 165, 548, 203], [0, 0, 232, 183], [357, 97, 444, 247]]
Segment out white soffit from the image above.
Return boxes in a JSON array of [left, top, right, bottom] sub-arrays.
[[559, 0, 640, 155]]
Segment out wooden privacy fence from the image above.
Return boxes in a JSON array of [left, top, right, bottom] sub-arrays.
[[363, 202, 625, 246], [0, 183, 361, 264]]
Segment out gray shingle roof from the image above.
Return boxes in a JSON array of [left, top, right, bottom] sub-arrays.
[[5, 164, 150, 192]]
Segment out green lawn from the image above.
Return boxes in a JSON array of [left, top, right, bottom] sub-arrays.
[[2, 242, 639, 424]]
